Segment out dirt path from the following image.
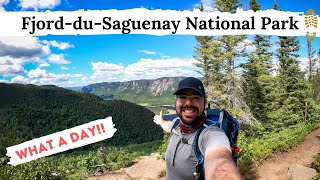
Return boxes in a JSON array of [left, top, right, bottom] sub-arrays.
[[87, 153, 166, 180], [245, 127, 320, 180], [88, 128, 320, 180]]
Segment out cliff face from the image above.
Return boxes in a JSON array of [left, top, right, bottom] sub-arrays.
[[81, 77, 187, 105]]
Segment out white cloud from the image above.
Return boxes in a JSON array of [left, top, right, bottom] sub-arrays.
[[139, 50, 156, 55], [92, 62, 124, 71], [39, 62, 50, 67], [0, 79, 8, 83], [193, 0, 215, 12], [0, 57, 25, 76], [89, 57, 199, 83], [90, 62, 125, 82], [11, 75, 30, 84], [124, 57, 198, 80], [297, 57, 318, 73], [48, 54, 70, 64], [28, 68, 47, 78], [0, 0, 9, 12], [61, 66, 69, 70], [23, 68, 85, 86], [19, 0, 61, 11], [0, 37, 50, 58], [43, 40, 74, 50]]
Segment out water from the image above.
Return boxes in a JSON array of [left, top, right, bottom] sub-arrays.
[[162, 114, 177, 121]]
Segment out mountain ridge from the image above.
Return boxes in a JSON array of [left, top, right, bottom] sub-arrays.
[[81, 77, 202, 105]]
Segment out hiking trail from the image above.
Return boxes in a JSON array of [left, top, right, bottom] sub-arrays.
[[87, 128, 320, 180]]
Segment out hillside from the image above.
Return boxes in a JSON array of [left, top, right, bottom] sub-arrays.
[[0, 83, 163, 157], [80, 77, 188, 105]]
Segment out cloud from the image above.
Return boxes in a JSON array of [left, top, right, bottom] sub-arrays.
[[61, 66, 69, 70], [0, 57, 25, 76], [19, 0, 61, 11], [90, 62, 125, 82], [298, 57, 308, 72], [43, 40, 74, 50], [28, 68, 47, 78], [0, 79, 8, 83], [139, 50, 156, 55], [0, 0, 9, 12], [89, 57, 199, 83], [193, 0, 215, 12], [11, 75, 30, 84], [0, 37, 49, 58], [124, 57, 198, 80], [23, 68, 85, 86], [48, 54, 70, 64]]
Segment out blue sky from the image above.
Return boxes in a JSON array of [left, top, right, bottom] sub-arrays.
[[0, 0, 319, 87]]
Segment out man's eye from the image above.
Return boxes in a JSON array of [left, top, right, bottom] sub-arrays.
[[179, 95, 188, 99], [193, 96, 201, 100]]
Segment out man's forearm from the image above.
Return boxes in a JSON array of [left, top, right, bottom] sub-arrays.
[[159, 120, 172, 133], [205, 148, 241, 180]]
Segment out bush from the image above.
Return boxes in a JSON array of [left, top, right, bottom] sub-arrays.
[[0, 141, 162, 179], [237, 122, 319, 174]]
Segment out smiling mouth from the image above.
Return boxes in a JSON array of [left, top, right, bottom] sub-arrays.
[[182, 109, 197, 115]]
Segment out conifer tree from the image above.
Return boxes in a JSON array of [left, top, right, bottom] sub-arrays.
[[193, 3, 212, 86], [206, 0, 254, 123], [268, 0, 309, 127], [242, 0, 273, 122]]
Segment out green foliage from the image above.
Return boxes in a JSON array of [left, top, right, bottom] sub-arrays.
[[0, 141, 162, 179], [158, 169, 166, 177], [237, 123, 319, 174], [312, 153, 320, 179], [313, 153, 320, 172], [158, 133, 170, 159], [0, 83, 163, 157]]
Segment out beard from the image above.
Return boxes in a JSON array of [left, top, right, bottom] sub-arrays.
[[176, 104, 205, 125]]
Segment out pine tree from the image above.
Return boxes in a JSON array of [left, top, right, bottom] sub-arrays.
[[241, 0, 273, 123], [193, 3, 213, 86], [268, 0, 308, 127], [306, 41, 317, 81], [206, 0, 254, 124]]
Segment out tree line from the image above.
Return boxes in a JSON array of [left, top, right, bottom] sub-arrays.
[[193, 0, 320, 129]]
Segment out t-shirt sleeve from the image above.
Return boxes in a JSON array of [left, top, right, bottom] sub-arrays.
[[198, 126, 231, 155]]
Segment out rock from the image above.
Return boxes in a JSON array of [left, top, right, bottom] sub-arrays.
[[0, 157, 9, 166], [288, 164, 317, 180]]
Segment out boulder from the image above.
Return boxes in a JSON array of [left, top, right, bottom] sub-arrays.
[[288, 164, 317, 180]]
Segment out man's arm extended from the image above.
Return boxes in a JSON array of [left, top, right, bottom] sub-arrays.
[[153, 111, 172, 133], [204, 147, 242, 180]]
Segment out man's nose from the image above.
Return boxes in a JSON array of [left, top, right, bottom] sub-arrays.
[[185, 96, 193, 104]]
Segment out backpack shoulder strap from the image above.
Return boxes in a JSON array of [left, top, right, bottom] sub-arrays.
[[170, 117, 180, 133]]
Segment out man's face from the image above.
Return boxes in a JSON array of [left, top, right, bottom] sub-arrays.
[[175, 88, 206, 125]]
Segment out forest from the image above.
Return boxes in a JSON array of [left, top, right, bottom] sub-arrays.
[[0, 83, 163, 157]]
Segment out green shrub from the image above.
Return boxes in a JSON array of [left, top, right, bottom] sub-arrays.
[[237, 122, 319, 174], [0, 141, 162, 179]]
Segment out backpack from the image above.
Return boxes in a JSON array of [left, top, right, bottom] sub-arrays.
[[170, 104, 240, 179]]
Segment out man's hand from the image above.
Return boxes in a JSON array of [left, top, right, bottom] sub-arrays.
[[153, 111, 171, 133], [153, 111, 163, 125]]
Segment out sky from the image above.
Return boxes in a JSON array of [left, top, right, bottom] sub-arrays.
[[0, 0, 319, 87]]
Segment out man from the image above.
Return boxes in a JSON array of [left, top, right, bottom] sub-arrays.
[[153, 77, 241, 180]]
